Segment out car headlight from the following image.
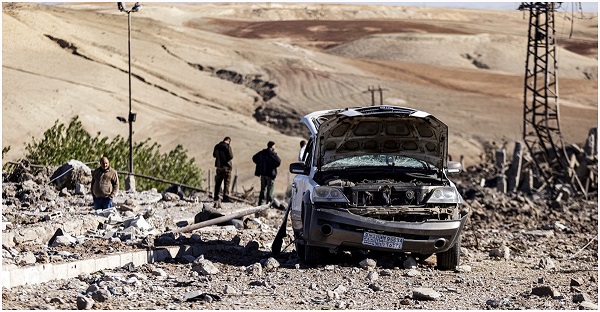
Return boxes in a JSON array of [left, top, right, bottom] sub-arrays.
[[312, 186, 349, 203], [427, 187, 462, 204]]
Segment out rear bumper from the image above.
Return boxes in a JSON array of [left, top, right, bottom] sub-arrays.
[[304, 208, 468, 255]]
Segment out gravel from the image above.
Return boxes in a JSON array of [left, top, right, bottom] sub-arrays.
[[2, 161, 598, 310]]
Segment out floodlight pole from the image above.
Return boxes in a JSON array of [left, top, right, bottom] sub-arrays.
[[127, 10, 133, 178], [118, 2, 141, 191]]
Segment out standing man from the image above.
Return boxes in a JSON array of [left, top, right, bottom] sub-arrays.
[[91, 155, 119, 209], [213, 136, 233, 205], [252, 141, 281, 206]]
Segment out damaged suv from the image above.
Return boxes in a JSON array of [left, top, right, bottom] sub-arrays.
[[289, 105, 468, 270]]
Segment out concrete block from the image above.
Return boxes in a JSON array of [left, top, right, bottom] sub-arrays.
[[20, 265, 44, 285], [519, 168, 534, 193], [7, 268, 24, 287], [14, 228, 42, 244], [506, 142, 523, 192], [53, 262, 70, 280], [2, 231, 15, 248], [131, 251, 147, 267], [38, 263, 56, 283], [495, 148, 506, 170], [2, 270, 11, 289], [78, 259, 97, 273], [2, 221, 12, 231], [2, 244, 226, 289], [583, 127, 597, 157], [66, 261, 83, 279], [38, 224, 59, 245], [94, 256, 110, 271], [107, 254, 122, 270], [1, 263, 18, 271], [120, 252, 133, 266], [497, 175, 507, 193]]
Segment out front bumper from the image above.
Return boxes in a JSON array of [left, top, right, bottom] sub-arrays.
[[303, 207, 468, 255]]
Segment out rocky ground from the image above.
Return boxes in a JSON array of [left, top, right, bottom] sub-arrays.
[[1, 158, 598, 310]]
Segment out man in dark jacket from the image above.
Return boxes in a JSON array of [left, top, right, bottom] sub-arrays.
[[91, 156, 119, 209], [213, 136, 233, 204], [252, 141, 281, 205]]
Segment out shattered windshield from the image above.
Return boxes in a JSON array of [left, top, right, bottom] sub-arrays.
[[322, 155, 434, 171]]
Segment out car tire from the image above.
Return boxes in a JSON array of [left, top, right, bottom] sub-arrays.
[[294, 236, 326, 265], [303, 244, 326, 265], [299, 197, 326, 265], [436, 236, 461, 270]]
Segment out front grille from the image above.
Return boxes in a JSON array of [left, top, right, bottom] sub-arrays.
[[348, 189, 424, 206]]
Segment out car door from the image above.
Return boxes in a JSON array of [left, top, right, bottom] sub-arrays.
[[290, 109, 341, 231], [290, 137, 316, 231]]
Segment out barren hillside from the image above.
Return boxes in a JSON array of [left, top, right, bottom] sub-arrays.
[[2, 2, 597, 196]]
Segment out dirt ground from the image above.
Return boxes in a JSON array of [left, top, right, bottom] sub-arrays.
[[1, 157, 598, 310], [1, 2, 598, 310]]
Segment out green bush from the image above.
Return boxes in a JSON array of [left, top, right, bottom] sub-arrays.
[[24, 116, 203, 191], [1, 146, 11, 170], [2, 146, 10, 158]]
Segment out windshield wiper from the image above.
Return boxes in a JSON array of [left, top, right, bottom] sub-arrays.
[[404, 172, 441, 183]]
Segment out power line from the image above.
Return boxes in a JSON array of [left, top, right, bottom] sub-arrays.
[[363, 85, 388, 106]]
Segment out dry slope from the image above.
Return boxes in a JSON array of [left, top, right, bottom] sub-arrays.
[[2, 2, 597, 196]]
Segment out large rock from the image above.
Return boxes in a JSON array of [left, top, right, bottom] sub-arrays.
[[76, 295, 94, 310], [262, 257, 280, 272], [413, 288, 442, 301], [50, 160, 92, 190], [192, 259, 220, 275]]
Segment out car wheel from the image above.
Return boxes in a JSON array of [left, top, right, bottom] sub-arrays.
[[436, 236, 461, 270], [303, 244, 326, 265], [299, 197, 326, 265]]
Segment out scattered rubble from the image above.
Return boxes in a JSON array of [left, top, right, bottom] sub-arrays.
[[2, 153, 598, 309]]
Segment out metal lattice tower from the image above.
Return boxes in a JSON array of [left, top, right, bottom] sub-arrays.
[[519, 2, 574, 193]]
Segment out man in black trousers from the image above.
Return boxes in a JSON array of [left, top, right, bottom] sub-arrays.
[[252, 141, 281, 206], [213, 136, 233, 206]]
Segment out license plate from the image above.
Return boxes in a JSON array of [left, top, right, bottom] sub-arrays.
[[362, 232, 404, 250]]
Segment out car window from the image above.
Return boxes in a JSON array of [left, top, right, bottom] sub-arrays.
[[321, 154, 433, 170]]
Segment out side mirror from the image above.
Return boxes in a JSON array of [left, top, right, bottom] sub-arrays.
[[447, 161, 462, 174], [289, 162, 308, 175]]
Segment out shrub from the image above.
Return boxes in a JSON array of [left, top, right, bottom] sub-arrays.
[[24, 116, 203, 191]]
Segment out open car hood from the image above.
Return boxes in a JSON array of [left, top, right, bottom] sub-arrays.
[[301, 106, 449, 170]]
